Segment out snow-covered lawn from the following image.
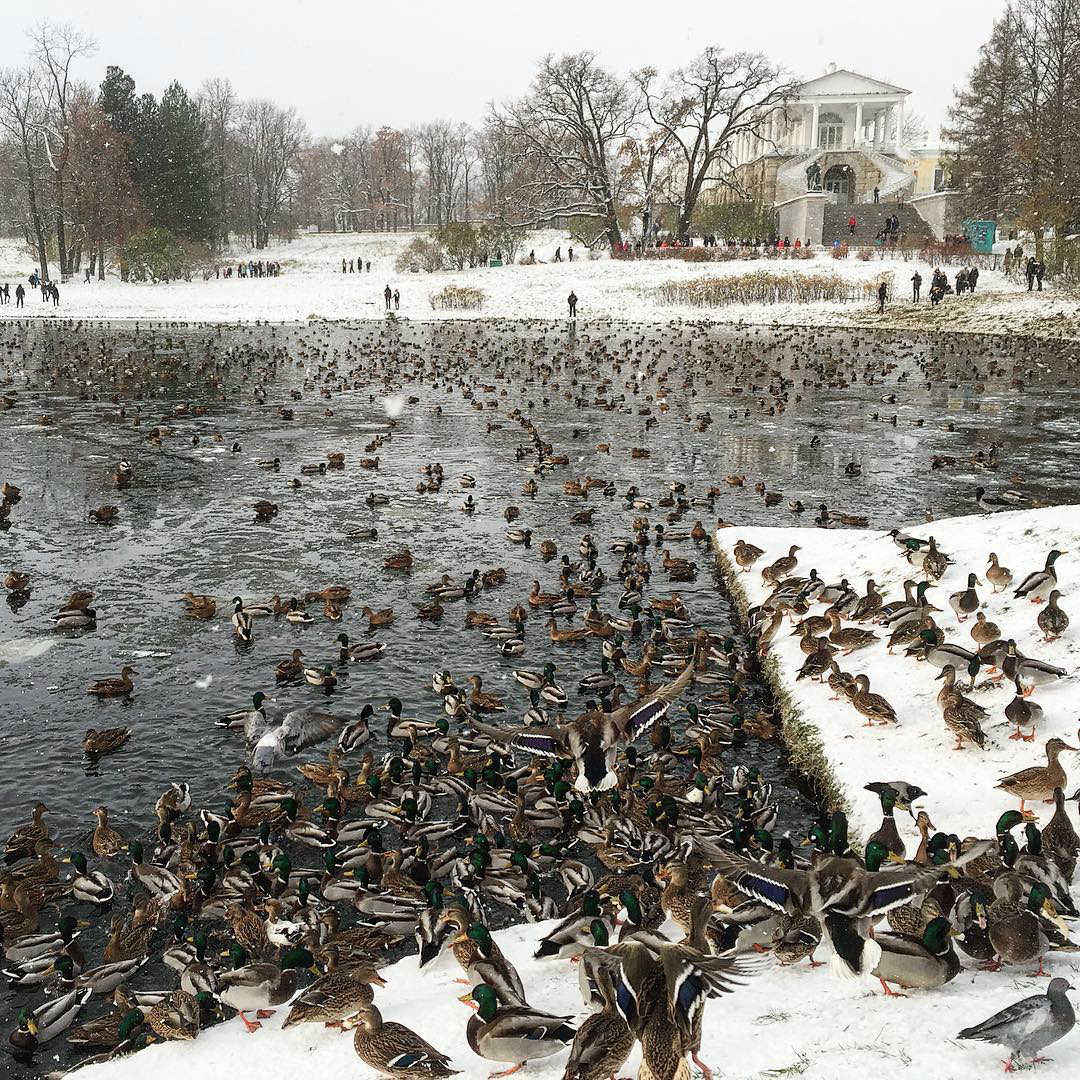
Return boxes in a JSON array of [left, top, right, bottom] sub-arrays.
[[716, 506, 1080, 845], [2, 230, 1076, 338]]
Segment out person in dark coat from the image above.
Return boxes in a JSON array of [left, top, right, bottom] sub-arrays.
[[384, 285, 392, 310], [393, 288, 400, 310], [1034, 260, 1045, 290], [51, 283, 59, 306], [1026, 257, 1036, 291], [911, 271, 922, 302], [567, 291, 578, 317], [968, 266, 979, 293], [873, 185, 880, 204], [877, 281, 887, 313], [15, 284, 25, 308]]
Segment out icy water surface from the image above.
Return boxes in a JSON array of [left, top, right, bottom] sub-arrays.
[[0, 316, 1077, 1072]]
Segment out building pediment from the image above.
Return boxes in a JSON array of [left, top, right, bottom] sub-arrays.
[[798, 69, 909, 99]]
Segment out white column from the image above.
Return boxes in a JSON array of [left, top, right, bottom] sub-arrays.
[[888, 106, 897, 149], [854, 101, 863, 149], [810, 102, 820, 149], [896, 100, 906, 150]]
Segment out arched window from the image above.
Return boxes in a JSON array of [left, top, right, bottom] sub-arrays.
[[817, 111, 845, 150]]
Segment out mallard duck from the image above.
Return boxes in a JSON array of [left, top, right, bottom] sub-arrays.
[[231, 597, 254, 642], [1042, 787, 1080, 881], [68, 850, 115, 904], [1037, 591, 1069, 642], [350, 1003, 459, 1078], [732, 539, 764, 572], [146, 988, 202, 1041], [826, 608, 878, 654], [970, 611, 1000, 646], [384, 549, 414, 571], [182, 591, 217, 620], [534, 890, 610, 961], [362, 605, 395, 629], [127, 839, 183, 900], [469, 675, 506, 712], [466, 983, 575, 1075], [1014, 549, 1064, 603], [986, 552, 1013, 592], [850, 674, 897, 725], [996, 738, 1078, 811], [281, 958, 385, 1028], [949, 573, 982, 622], [338, 633, 386, 662], [1001, 639, 1067, 695], [277, 648, 305, 680], [66, 997, 145, 1048], [83, 727, 131, 755], [1005, 679, 1042, 742], [217, 945, 316, 1032], [866, 789, 906, 857], [87, 666, 137, 697], [55, 952, 147, 994], [91, 806, 124, 859], [761, 545, 800, 584], [5, 801, 50, 862], [9, 988, 91, 1050], [89, 505, 119, 524], [871, 916, 961, 994], [305, 664, 338, 689], [561, 964, 633, 1080], [4, 571, 30, 592], [986, 875, 1067, 971]]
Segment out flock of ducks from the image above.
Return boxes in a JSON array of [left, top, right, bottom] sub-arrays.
[[1, 318, 1080, 1079]]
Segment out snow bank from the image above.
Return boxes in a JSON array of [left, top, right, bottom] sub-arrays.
[[78, 913, 1080, 1080], [716, 505, 1080, 844], [3, 231, 1075, 339]]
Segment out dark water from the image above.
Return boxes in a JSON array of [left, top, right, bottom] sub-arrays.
[[0, 317, 1078, 1072]]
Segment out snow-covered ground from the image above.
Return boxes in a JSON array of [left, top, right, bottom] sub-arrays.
[[2, 230, 1076, 338], [78, 913, 1080, 1080], [716, 505, 1080, 845]]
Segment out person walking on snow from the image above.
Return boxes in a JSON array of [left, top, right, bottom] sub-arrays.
[[567, 291, 578, 317], [968, 266, 979, 293], [15, 284, 25, 308], [848, 214, 857, 236], [393, 289, 400, 310], [911, 271, 921, 302], [51, 283, 60, 307], [384, 285, 392, 310], [877, 281, 887, 313], [873, 186, 880, 204]]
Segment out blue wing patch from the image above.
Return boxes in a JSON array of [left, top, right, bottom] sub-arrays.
[[736, 871, 790, 911], [864, 880, 915, 914], [512, 733, 561, 757], [626, 697, 672, 739]]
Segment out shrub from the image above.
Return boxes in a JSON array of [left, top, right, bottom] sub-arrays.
[[395, 236, 445, 274], [856, 248, 874, 261], [121, 228, 210, 283], [434, 222, 478, 270], [429, 285, 485, 311], [652, 270, 851, 307], [862, 272, 895, 300]]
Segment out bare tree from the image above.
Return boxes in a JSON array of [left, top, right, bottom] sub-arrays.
[[0, 66, 51, 279], [236, 99, 306, 248], [30, 20, 97, 277], [199, 77, 240, 247], [901, 111, 930, 147], [636, 48, 795, 239], [493, 52, 639, 249]]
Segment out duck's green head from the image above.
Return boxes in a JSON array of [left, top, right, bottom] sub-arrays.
[[193, 931, 209, 960], [589, 918, 610, 947], [240, 849, 261, 874], [828, 812, 849, 856], [118, 1008, 144, 1042], [280, 797, 300, 821], [386, 697, 403, 717], [753, 828, 774, 852], [917, 916, 951, 953], [252, 691, 266, 709], [321, 797, 342, 821], [620, 889, 642, 926], [863, 840, 891, 872], [878, 790, 896, 815], [280, 946, 316, 973], [128, 839, 144, 864], [580, 889, 602, 917], [471, 983, 499, 1022], [1026, 883, 1052, 912], [803, 822, 827, 851], [466, 923, 494, 956], [1048, 550, 1064, 565], [1024, 822, 1043, 856], [919, 629, 938, 644], [53, 954, 76, 980], [509, 850, 529, 874], [424, 879, 443, 908], [69, 851, 89, 874], [229, 944, 249, 969], [196, 865, 217, 895], [272, 852, 292, 880], [57, 915, 79, 942], [995, 809, 1029, 835]]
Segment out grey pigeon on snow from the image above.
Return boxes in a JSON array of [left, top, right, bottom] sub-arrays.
[[957, 977, 1074, 1069]]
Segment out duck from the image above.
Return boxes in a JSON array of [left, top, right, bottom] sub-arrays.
[[83, 727, 131, 755], [350, 1003, 459, 1079], [68, 851, 115, 905], [87, 667, 137, 697], [986, 552, 1013, 592], [970, 611, 1000, 646], [466, 983, 576, 1073], [281, 956, 386, 1028], [996, 738, 1078, 812], [948, 573, 982, 622], [1001, 639, 1067, 695], [338, 633, 386, 662], [560, 964, 633, 1080], [182, 592, 217, 620], [1037, 591, 1069, 642], [277, 649, 306, 680], [8, 988, 91, 1051], [1005, 680, 1043, 742], [871, 916, 961, 994], [850, 674, 897, 726], [362, 605, 395, 629], [216, 945, 316, 1032], [92, 806, 124, 858], [732, 540, 764, 572], [1014, 549, 1064, 603], [986, 875, 1067, 971]]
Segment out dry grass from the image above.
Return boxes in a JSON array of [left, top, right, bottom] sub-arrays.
[[654, 270, 851, 308], [429, 285, 486, 311]]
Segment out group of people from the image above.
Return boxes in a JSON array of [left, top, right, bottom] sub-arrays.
[[341, 258, 371, 273], [1, 274, 59, 307], [910, 266, 977, 307], [1024, 256, 1046, 291], [552, 246, 575, 262], [876, 214, 904, 246], [216, 260, 281, 279], [383, 284, 400, 310]]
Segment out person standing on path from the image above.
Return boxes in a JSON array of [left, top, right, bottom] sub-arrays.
[[384, 284, 392, 310], [51, 283, 59, 307], [968, 266, 979, 294], [848, 214, 857, 236], [911, 271, 921, 302], [1034, 260, 1045, 291], [15, 284, 25, 308], [393, 288, 400, 310], [567, 291, 578, 317], [873, 186, 880, 204], [0, 283, 7, 305], [1026, 257, 1036, 291], [877, 281, 887, 314]]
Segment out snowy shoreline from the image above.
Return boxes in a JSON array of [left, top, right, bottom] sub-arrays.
[[3, 230, 1078, 342]]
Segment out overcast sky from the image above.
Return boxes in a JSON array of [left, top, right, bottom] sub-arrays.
[[0, 0, 1002, 141]]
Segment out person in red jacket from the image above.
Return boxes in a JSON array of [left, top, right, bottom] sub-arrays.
[[848, 215, 857, 235]]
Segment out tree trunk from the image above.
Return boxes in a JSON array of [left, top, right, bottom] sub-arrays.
[[26, 174, 49, 282], [55, 176, 70, 279]]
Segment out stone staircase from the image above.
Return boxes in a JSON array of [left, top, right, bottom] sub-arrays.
[[822, 202, 935, 247], [857, 149, 914, 203]]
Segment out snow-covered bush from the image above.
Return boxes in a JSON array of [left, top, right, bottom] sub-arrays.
[[429, 285, 486, 310]]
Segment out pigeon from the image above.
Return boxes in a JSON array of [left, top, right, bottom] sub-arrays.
[[957, 977, 1075, 1070]]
